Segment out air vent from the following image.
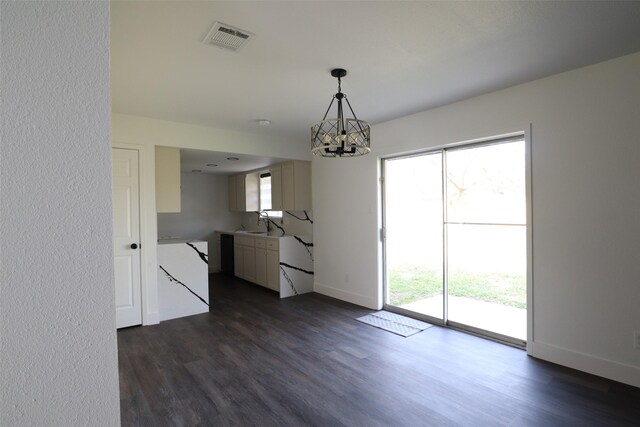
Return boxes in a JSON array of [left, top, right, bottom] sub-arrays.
[[202, 22, 254, 51]]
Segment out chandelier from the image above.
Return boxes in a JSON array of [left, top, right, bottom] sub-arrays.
[[311, 68, 371, 157]]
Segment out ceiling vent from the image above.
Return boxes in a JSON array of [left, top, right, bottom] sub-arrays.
[[202, 22, 254, 52]]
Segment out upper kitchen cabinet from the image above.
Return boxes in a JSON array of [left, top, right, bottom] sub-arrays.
[[228, 174, 237, 211], [229, 160, 311, 213], [155, 146, 181, 213], [280, 160, 311, 211], [228, 172, 259, 212], [269, 165, 283, 211]]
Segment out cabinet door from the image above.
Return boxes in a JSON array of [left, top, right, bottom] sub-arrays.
[[228, 175, 237, 211], [270, 165, 283, 211], [255, 248, 267, 287], [282, 162, 295, 211], [236, 174, 246, 212], [243, 246, 256, 283], [245, 172, 260, 212], [234, 244, 244, 278], [293, 161, 312, 211], [155, 146, 181, 213], [266, 250, 280, 292]]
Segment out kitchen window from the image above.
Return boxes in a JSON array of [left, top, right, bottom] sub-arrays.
[[259, 172, 282, 217]]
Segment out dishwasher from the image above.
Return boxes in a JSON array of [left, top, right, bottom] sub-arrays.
[[220, 233, 234, 275]]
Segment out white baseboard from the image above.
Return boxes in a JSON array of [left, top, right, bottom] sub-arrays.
[[529, 341, 640, 388], [313, 282, 381, 310], [143, 311, 160, 326]]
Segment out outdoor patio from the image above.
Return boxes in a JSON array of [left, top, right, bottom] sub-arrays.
[[401, 295, 526, 341]]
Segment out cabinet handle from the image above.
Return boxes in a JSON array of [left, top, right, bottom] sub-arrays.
[[130, 243, 138, 250]]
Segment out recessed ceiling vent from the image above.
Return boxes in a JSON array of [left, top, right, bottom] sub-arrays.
[[202, 22, 254, 52]]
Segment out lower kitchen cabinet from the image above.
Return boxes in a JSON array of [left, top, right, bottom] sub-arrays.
[[242, 245, 256, 282], [234, 235, 255, 281], [255, 247, 267, 287], [256, 238, 280, 291], [227, 232, 313, 298], [234, 244, 243, 278], [266, 250, 280, 291]]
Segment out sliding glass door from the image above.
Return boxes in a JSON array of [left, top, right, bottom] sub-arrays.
[[383, 137, 527, 344], [384, 152, 444, 319]]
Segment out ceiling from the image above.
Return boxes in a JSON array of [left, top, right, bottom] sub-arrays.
[[180, 148, 288, 174], [112, 1, 640, 153]]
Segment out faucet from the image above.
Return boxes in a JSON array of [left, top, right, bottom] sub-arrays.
[[258, 210, 271, 233]]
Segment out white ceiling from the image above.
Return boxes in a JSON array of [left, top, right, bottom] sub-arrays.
[[180, 148, 288, 174], [112, 1, 640, 155]]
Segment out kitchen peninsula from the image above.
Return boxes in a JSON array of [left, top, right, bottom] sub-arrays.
[[157, 239, 209, 321], [218, 231, 313, 298]]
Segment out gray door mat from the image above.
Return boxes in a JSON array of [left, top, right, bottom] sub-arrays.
[[356, 311, 434, 337]]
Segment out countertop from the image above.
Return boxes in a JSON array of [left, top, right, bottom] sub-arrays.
[[158, 239, 207, 245], [218, 230, 297, 240]]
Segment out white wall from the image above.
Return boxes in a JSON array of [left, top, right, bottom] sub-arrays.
[[313, 52, 640, 387], [158, 173, 241, 271], [113, 113, 310, 161], [0, 2, 120, 424]]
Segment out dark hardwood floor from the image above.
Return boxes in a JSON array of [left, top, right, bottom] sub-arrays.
[[118, 273, 640, 426]]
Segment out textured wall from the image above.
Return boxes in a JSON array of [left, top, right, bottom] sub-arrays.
[[0, 2, 120, 424]]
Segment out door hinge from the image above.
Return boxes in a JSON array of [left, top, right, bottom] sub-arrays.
[[380, 227, 386, 241]]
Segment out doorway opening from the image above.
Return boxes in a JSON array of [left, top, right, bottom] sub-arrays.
[[382, 135, 527, 346]]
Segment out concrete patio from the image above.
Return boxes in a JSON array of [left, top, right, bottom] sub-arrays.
[[401, 296, 526, 341]]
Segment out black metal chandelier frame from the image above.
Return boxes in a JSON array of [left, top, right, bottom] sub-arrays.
[[311, 68, 371, 157]]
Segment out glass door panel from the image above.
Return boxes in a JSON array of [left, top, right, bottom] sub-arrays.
[[384, 153, 444, 320], [447, 224, 526, 340], [445, 140, 526, 341], [446, 141, 526, 225]]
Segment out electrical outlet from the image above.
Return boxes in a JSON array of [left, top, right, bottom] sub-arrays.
[[634, 331, 640, 350]]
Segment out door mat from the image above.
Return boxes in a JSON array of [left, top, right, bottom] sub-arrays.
[[356, 311, 434, 337]]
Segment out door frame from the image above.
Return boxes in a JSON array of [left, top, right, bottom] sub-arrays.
[[112, 142, 159, 326], [380, 128, 533, 350]]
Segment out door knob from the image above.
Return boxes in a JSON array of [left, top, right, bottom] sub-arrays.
[[130, 243, 138, 250]]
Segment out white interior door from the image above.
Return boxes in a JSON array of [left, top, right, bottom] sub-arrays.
[[112, 148, 142, 328]]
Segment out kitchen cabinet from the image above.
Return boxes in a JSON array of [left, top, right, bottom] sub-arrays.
[[280, 161, 311, 211], [155, 146, 181, 213], [235, 174, 246, 211], [255, 247, 267, 286], [234, 234, 255, 280], [242, 245, 256, 282], [228, 175, 237, 211], [281, 162, 295, 210], [266, 249, 280, 291], [255, 237, 280, 292], [228, 172, 259, 212], [229, 160, 311, 213], [245, 172, 259, 212], [233, 242, 243, 278], [269, 165, 283, 211], [221, 231, 313, 298]]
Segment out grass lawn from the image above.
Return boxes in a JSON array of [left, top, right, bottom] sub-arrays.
[[388, 266, 526, 309]]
